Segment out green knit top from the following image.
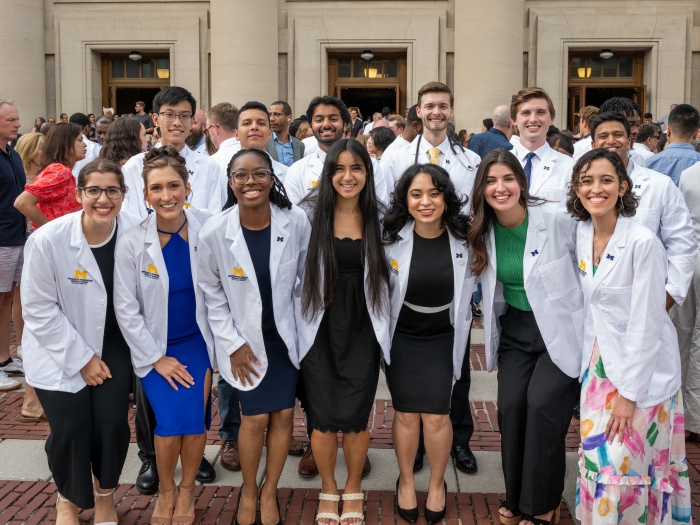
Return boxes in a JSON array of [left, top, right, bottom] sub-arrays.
[[493, 215, 532, 312]]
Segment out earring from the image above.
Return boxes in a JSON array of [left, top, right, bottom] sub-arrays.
[[573, 198, 584, 213]]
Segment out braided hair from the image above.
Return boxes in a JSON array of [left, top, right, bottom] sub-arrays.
[[223, 148, 292, 211]]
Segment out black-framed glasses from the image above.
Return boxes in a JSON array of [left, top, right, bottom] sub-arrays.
[[230, 169, 272, 185], [158, 112, 193, 124], [79, 186, 125, 200]]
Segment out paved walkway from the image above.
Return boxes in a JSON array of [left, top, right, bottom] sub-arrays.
[[1, 322, 698, 524]]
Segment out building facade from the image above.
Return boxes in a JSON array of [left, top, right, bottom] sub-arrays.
[[2, 0, 699, 133]]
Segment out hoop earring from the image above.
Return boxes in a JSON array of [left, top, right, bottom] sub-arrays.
[[573, 198, 584, 214], [617, 196, 625, 214]]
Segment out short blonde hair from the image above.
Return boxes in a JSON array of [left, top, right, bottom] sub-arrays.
[[14, 132, 45, 173]]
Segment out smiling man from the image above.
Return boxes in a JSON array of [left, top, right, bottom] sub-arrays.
[[233, 101, 288, 183], [285, 95, 389, 205], [265, 101, 304, 167], [509, 87, 574, 202], [121, 86, 223, 219], [590, 110, 696, 313]]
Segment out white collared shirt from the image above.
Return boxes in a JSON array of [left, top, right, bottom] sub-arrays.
[[513, 140, 549, 175]]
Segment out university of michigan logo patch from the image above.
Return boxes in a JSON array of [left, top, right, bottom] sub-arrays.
[[142, 264, 160, 280], [229, 267, 248, 281], [68, 269, 92, 285], [390, 259, 399, 275]]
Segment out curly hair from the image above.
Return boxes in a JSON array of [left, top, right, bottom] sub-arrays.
[[467, 149, 545, 276], [142, 146, 189, 186], [223, 148, 292, 211], [566, 148, 639, 221], [99, 117, 145, 165], [382, 163, 470, 245]]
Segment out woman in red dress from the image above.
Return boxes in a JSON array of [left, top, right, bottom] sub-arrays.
[[14, 123, 86, 229]]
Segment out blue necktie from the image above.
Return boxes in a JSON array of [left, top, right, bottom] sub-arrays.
[[524, 152, 536, 188]]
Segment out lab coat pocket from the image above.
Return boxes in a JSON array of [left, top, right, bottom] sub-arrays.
[[600, 285, 633, 324], [538, 254, 579, 301], [278, 258, 298, 297], [634, 208, 660, 231]]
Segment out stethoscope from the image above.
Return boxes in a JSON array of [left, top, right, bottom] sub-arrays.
[[413, 133, 475, 171]]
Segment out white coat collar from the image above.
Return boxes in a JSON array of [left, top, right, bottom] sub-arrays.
[[224, 205, 291, 292], [626, 159, 650, 197], [219, 137, 240, 151], [578, 217, 628, 292]]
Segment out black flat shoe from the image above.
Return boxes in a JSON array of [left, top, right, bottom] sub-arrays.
[[425, 481, 447, 525], [413, 446, 425, 473], [395, 477, 418, 524], [196, 456, 216, 484], [451, 445, 478, 474], [135, 461, 159, 494]]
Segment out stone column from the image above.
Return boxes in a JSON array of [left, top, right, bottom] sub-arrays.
[[0, 0, 46, 132], [210, 0, 279, 108], [453, 0, 524, 131]]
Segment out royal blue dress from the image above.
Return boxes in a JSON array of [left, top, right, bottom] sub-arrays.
[[237, 224, 298, 416], [140, 227, 212, 436]]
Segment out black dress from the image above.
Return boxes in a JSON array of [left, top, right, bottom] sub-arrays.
[[385, 230, 454, 414], [237, 225, 298, 416], [301, 238, 381, 433]]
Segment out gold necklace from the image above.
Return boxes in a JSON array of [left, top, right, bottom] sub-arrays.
[[593, 238, 609, 265]]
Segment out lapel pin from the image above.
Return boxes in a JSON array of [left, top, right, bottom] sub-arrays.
[[445, 159, 450, 164], [531, 249, 539, 256], [277, 237, 284, 242], [635, 185, 641, 189], [188, 170, 194, 176], [543, 166, 550, 171], [606, 254, 614, 261], [456, 253, 463, 258]]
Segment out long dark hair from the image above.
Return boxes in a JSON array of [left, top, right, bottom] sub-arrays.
[[99, 117, 144, 165], [300, 138, 388, 320], [467, 149, 544, 276], [382, 164, 470, 246], [39, 122, 82, 170], [223, 149, 292, 211]]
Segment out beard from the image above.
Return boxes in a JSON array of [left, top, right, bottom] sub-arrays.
[[186, 127, 204, 148], [314, 126, 344, 148]]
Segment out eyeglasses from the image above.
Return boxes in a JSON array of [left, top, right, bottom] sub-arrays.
[[269, 112, 286, 119], [652, 135, 661, 139], [230, 169, 272, 185], [79, 186, 125, 200], [158, 112, 193, 124]]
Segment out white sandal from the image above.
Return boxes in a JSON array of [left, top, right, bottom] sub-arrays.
[[316, 493, 341, 524], [94, 488, 118, 525], [340, 493, 365, 524]]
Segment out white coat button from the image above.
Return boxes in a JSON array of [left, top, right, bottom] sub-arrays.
[[162, 345, 166, 350], [591, 300, 597, 305], [256, 327, 261, 332], [97, 327, 103, 332], [100, 300, 105, 305], [458, 260, 464, 266]]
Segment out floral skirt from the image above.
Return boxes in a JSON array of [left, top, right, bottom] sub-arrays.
[[576, 340, 692, 525]]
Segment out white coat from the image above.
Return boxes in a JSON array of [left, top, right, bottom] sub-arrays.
[[20, 210, 141, 392], [113, 208, 215, 378], [627, 159, 697, 305], [121, 145, 224, 219], [512, 142, 574, 203], [295, 236, 392, 365], [379, 134, 481, 213], [197, 204, 312, 390], [384, 222, 475, 379], [577, 217, 680, 407], [284, 149, 389, 206], [480, 203, 584, 378]]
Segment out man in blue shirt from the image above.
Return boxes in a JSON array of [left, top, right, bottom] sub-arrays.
[[467, 105, 513, 158], [266, 101, 304, 167], [647, 104, 700, 186]]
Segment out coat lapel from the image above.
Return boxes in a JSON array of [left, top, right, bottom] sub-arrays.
[[590, 219, 628, 294], [144, 214, 170, 292], [71, 212, 105, 292], [628, 161, 650, 199], [449, 233, 468, 317], [522, 206, 547, 284], [269, 206, 290, 285], [528, 146, 555, 197], [396, 222, 414, 306], [226, 207, 258, 291], [576, 220, 594, 289]]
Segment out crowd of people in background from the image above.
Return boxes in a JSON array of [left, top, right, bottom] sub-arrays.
[[1, 81, 699, 525]]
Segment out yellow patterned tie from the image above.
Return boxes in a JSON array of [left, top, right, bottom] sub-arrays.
[[428, 147, 441, 165]]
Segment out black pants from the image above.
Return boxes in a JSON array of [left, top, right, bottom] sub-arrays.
[[134, 374, 157, 463], [449, 328, 473, 447], [35, 340, 132, 510], [496, 307, 578, 517]]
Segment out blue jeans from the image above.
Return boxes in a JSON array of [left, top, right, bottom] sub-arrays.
[[217, 375, 241, 441], [472, 282, 482, 304]]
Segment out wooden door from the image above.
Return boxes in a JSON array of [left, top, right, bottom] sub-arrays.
[[568, 86, 585, 133], [633, 85, 647, 114]]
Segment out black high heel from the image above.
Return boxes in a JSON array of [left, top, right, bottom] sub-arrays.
[[424, 481, 447, 525], [395, 477, 418, 524]]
